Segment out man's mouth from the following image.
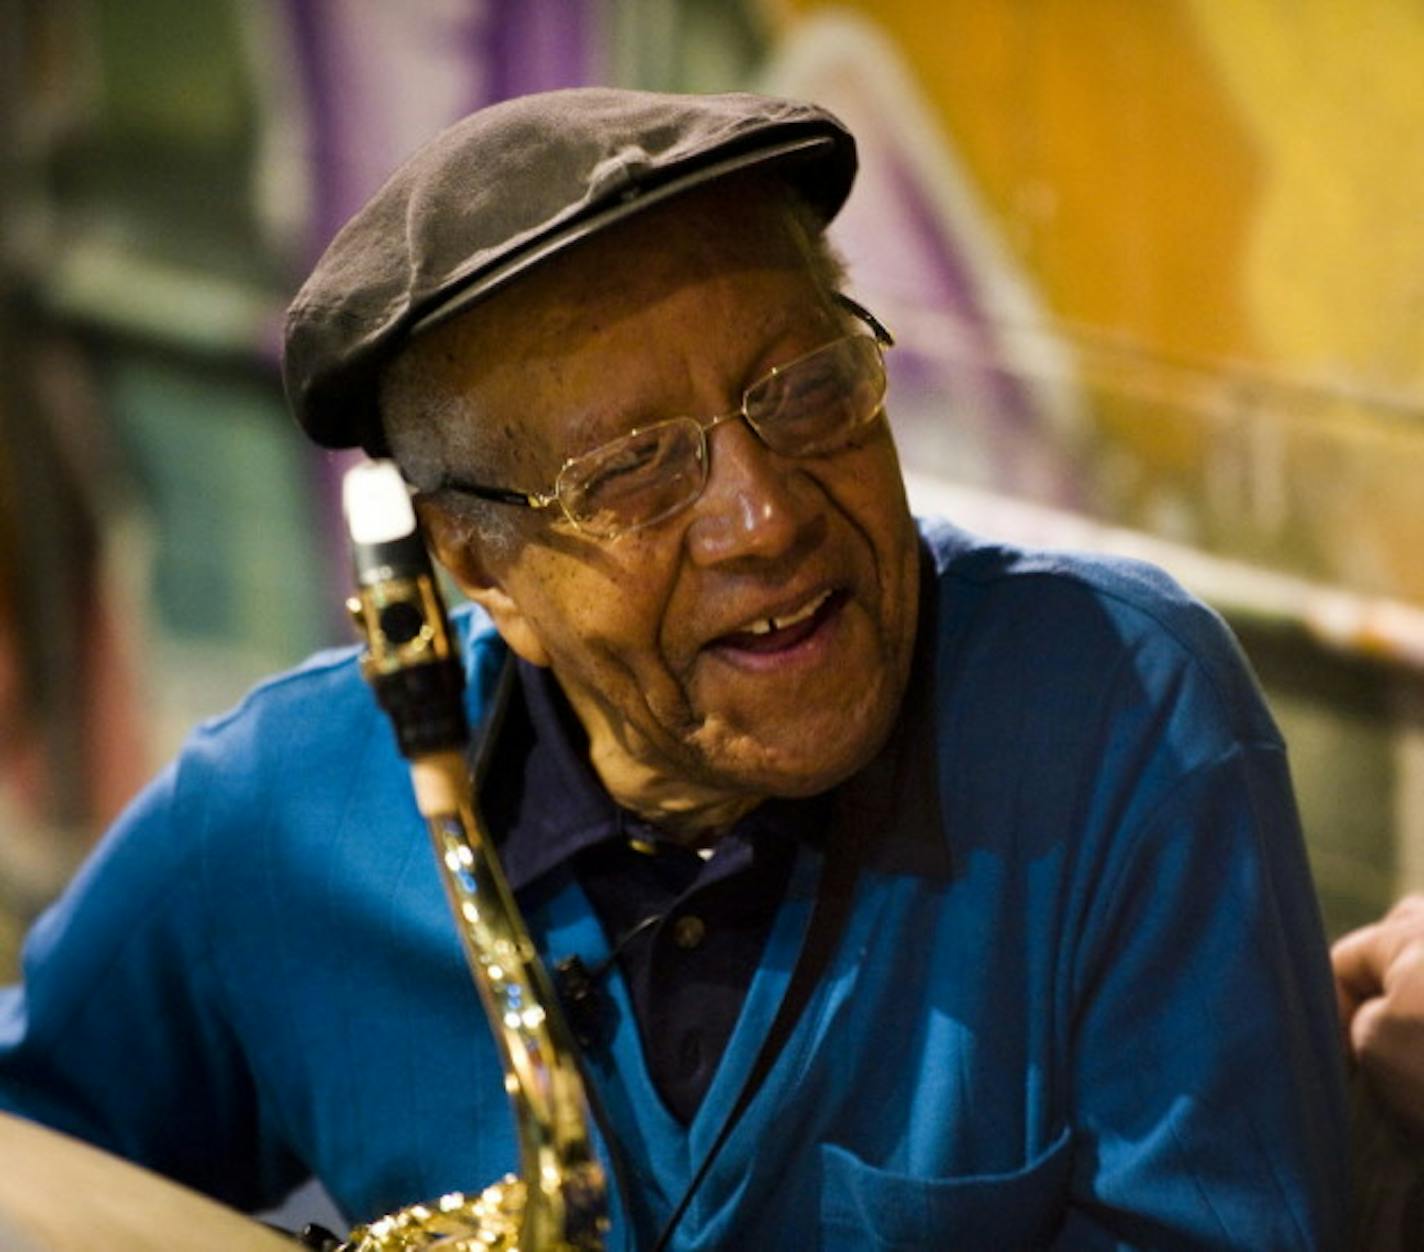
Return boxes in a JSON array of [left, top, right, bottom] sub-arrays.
[[711, 588, 844, 655]]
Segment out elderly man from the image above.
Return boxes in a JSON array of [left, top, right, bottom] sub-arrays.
[[0, 89, 1346, 1248]]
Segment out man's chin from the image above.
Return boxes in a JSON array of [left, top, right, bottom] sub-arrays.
[[688, 704, 897, 801]]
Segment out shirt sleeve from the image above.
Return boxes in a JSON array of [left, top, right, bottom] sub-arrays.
[[0, 745, 309, 1213], [1056, 739, 1349, 1250]]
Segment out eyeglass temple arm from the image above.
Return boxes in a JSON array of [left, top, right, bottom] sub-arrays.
[[433, 478, 554, 510], [833, 293, 894, 348]]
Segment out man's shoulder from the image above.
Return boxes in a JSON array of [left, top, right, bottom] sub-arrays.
[[104, 602, 511, 893], [921, 515, 1231, 656], [916, 516, 1278, 749], [187, 602, 506, 768], [922, 514, 1210, 628]]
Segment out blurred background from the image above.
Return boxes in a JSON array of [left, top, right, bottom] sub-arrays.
[[2, 0, 1423, 980]]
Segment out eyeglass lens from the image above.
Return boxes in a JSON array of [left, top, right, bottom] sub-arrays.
[[559, 420, 707, 537]]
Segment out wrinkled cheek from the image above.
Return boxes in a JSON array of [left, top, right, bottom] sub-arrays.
[[559, 628, 699, 733], [638, 659, 704, 734]]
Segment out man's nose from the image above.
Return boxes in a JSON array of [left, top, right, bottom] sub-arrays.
[[683, 417, 808, 566]]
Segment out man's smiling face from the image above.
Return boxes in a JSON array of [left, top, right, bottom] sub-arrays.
[[418, 186, 921, 829]]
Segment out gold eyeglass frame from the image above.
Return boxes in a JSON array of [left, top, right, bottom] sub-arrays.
[[435, 293, 894, 539]]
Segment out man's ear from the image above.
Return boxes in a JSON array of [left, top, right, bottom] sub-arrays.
[[417, 500, 551, 668]]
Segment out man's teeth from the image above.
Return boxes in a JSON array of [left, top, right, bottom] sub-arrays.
[[743, 589, 833, 636]]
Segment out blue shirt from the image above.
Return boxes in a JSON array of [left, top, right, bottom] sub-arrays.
[[0, 520, 1349, 1248]]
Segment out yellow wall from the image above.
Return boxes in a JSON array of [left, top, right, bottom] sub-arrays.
[[773, 0, 1424, 603]]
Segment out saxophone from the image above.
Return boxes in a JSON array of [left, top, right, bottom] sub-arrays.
[[338, 461, 608, 1251]]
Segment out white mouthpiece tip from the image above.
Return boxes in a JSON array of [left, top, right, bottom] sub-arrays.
[[343, 460, 417, 545]]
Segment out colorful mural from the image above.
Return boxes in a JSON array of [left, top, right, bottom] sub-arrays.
[[770, 0, 1424, 610]]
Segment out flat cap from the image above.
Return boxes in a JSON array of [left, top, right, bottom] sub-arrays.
[[282, 87, 857, 453]]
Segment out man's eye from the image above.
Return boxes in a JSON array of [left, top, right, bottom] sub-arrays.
[[779, 363, 842, 413], [756, 359, 846, 427], [582, 437, 667, 496]]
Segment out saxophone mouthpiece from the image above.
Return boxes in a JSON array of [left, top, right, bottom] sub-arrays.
[[342, 459, 469, 759]]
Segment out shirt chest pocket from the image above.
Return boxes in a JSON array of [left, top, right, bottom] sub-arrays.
[[818, 1127, 1073, 1251]]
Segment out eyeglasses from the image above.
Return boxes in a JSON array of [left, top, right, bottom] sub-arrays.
[[436, 295, 894, 539]]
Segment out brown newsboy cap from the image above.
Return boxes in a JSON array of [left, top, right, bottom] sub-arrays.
[[282, 86, 857, 454]]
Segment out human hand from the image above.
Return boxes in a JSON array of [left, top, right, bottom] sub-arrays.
[[1333, 894, 1424, 1135]]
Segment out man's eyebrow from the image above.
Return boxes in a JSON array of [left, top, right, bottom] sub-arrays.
[[558, 403, 653, 458], [743, 306, 841, 377]]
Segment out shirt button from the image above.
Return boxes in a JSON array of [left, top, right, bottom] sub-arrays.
[[672, 914, 706, 950]]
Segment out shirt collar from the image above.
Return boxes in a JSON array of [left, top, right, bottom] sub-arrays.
[[480, 657, 622, 893], [475, 539, 949, 893]]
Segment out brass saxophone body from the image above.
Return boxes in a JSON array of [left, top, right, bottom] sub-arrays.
[[341, 463, 607, 1251]]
